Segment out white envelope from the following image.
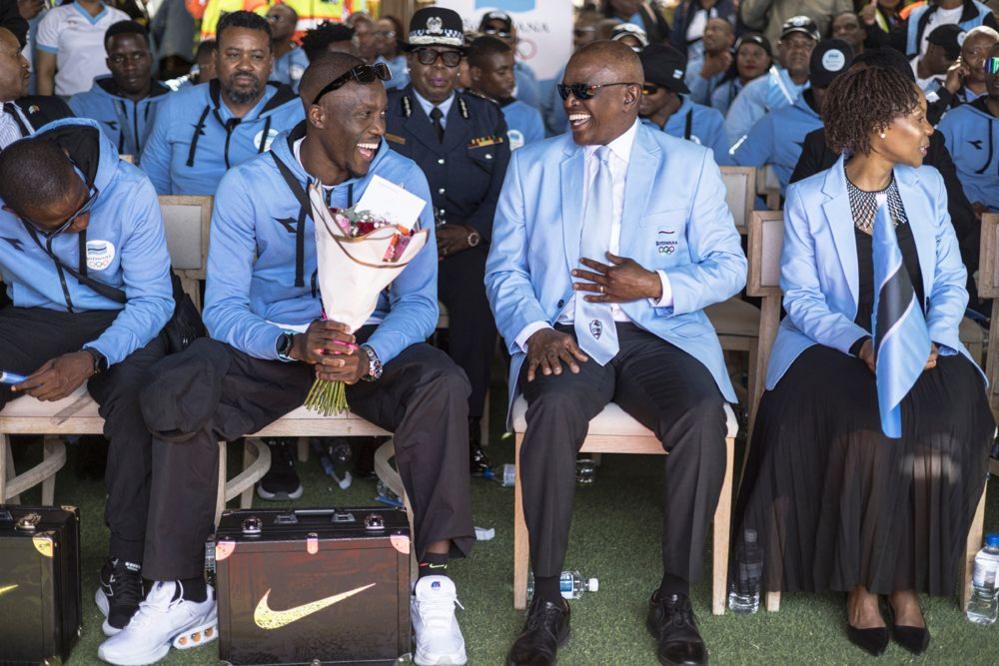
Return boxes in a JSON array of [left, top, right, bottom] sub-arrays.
[[354, 175, 427, 231]]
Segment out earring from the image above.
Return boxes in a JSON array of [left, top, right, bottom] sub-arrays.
[[879, 132, 887, 139]]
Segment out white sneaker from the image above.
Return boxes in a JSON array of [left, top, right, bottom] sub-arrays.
[[97, 581, 217, 666], [411, 576, 467, 666]]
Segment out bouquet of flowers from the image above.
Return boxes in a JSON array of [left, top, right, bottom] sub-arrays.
[[303, 176, 428, 415]]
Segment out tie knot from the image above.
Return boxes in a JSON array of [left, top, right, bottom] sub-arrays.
[[594, 145, 610, 165], [429, 107, 443, 121]]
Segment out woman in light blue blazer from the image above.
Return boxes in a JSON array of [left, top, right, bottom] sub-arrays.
[[733, 65, 993, 657]]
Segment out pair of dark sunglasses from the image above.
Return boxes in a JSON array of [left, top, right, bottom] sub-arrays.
[[642, 84, 660, 95], [311, 62, 391, 106], [20, 184, 99, 239], [412, 47, 462, 68], [556, 81, 639, 101], [482, 28, 512, 39]]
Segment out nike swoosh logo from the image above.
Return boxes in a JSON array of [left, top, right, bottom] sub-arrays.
[[0, 584, 17, 597], [253, 583, 376, 630]]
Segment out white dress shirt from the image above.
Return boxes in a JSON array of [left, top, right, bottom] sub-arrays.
[[514, 119, 675, 352], [0, 101, 31, 150], [413, 89, 455, 129]]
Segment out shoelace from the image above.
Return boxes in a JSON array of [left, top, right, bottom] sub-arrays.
[[109, 564, 144, 610], [418, 594, 463, 631], [129, 584, 181, 628]]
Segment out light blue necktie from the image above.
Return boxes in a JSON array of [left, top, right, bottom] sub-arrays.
[[574, 146, 619, 365]]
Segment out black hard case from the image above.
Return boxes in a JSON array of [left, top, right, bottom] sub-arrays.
[[0, 506, 82, 665], [214, 507, 412, 665]]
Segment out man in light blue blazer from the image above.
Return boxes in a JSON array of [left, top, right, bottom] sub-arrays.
[[486, 40, 746, 666]]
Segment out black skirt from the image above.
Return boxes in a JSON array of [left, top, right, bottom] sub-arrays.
[[734, 345, 993, 596]]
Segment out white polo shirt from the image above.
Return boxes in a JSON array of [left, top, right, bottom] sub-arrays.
[[36, 2, 130, 96]]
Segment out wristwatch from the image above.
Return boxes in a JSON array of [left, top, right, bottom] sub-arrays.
[[361, 344, 383, 381], [466, 228, 481, 248], [83, 347, 108, 375], [276, 332, 297, 362]]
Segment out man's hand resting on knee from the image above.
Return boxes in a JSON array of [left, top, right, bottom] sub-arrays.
[[525, 328, 589, 382], [13, 351, 96, 401]]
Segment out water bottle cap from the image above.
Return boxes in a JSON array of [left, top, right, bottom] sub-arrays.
[[986, 533, 999, 548], [588, 578, 599, 592]]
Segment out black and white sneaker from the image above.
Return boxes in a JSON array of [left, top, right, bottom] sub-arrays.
[[95, 558, 144, 636], [257, 439, 303, 500]]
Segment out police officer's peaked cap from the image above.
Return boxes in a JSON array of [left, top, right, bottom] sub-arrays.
[[406, 7, 466, 51]]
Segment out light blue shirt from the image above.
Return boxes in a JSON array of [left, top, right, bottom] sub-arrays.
[[413, 89, 455, 129]]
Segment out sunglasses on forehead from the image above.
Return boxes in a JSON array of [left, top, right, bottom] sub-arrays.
[[987, 56, 999, 75], [557, 81, 639, 101], [311, 63, 391, 106]]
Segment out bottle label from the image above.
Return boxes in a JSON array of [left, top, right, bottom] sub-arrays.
[[973, 561, 999, 589]]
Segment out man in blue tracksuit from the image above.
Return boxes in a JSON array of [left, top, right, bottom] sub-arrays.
[[141, 11, 304, 195], [724, 15, 818, 145], [138, 54, 475, 666], [478, 10, 541, 109], [467, 36, 544, 151], [938, 43, 999, 213], [69, 21, 171, 162], [732, 40, 854, 196], [266, 4, 309, 92], [638, 44, 731, 166], [0, 119, 218, 664]]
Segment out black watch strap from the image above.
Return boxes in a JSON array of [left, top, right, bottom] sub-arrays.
[[84, 347, 108, 375]]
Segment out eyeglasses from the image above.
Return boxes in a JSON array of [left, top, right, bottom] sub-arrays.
[[21, 184, 99, 239], [311, 63, 391, 105], [482, 28, 513, 39], [987, 56, 999, 75], [641, 84, 661, 95], [413, 48, 462, 68], [557, 81, 639, 101], [375, 30, 396, 38]]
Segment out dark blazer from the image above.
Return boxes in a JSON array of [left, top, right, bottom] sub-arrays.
[[790, 126, 982, 303], [603, 1, 671, 45], [0, 0, 27, 48], [14, 95, 75, 132], [669, 0, 737, 51]]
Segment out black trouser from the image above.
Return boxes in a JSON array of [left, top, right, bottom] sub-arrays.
[[0, 307, 166, 565], [139, 332, 475, 576], [439, 246, 496, 422], [518, 323, 727, 583]]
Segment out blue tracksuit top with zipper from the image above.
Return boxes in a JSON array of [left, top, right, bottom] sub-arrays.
[[730, 91, 823, 195], [938, 97, 999, 211], [69, 76, 172, 161], [0, 118, 173, 365], [140, 79, 304, 196], [204, 124, 439, 365], [272, 46, 310, 92], [642, 96, 732, 166], [905, 1, 996, 56], [724, 65, 807, 146], [502, 99, 545, 150]]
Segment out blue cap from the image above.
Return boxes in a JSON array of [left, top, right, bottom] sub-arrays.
[[986, 533, 999, 548]]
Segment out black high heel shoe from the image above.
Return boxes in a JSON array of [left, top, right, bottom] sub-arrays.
[[883, 597, 930, 655], [846, 624, 890, 657]]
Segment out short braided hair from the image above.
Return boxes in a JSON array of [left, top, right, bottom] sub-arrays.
[[823, 65, 920, 156]]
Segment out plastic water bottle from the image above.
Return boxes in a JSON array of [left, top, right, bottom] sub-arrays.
[[576, 457, 597, 485], [527, 571, 599, 601], [967, 533, 999, 625], [728, 528, 763, 614]]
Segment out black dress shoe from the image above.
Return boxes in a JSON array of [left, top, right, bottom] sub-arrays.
[[469, 418, 493, 476], [646, 591, 708, 665], [506, 596, 570, 666], [884, 600, 930, 655], [846, 624, 889, 657]]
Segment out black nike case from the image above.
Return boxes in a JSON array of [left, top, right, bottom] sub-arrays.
[[0, 505, 82, 665], [213, 507, 411, 665]]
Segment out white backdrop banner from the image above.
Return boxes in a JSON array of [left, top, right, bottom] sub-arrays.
[[434, 0, 574, 82]]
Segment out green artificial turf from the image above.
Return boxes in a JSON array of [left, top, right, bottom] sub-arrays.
[[7, 392, 999, 666]]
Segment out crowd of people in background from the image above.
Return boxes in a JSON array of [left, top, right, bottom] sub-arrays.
[[0, 1, 998, 666]]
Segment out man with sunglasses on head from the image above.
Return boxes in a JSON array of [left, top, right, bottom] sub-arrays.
[[137, 52, 475, 666], [0, 119, 220, 665], [140, 10, 303, 196], [486, 39, 745, 666], [478, 10, 541, 110], [385, 6, 510, 478], [69, 21, 171, 163]]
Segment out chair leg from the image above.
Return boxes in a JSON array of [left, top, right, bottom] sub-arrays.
[[214, 441, 227, 527], [766, 591, 781, 612], [241, 440, 257, 509], [2, 436, 19, 505], [297, 437, 309, 462], [513, 433, 529, 610], [481, 390, 490, 448], [960, 484, 988, 611], [712, 435, 735, 615], [41, 437, 60, 505]]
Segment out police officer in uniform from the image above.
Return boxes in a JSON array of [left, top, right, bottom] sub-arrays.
[[385, 7, 510, 475]]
